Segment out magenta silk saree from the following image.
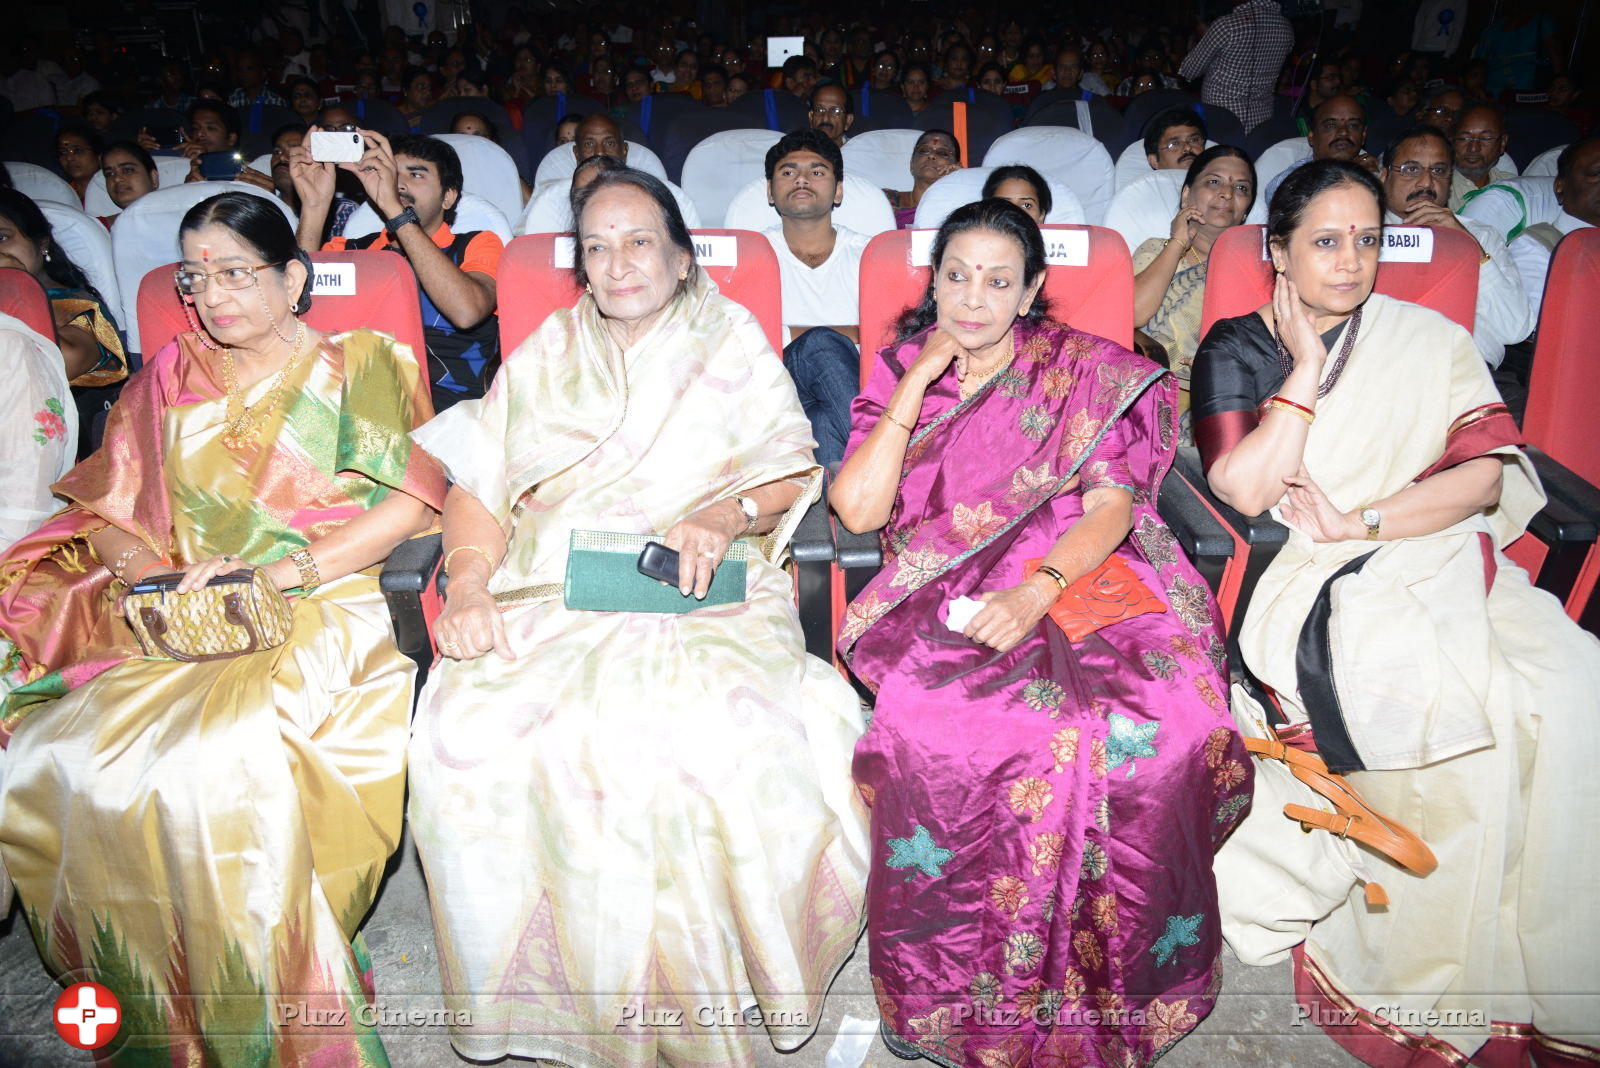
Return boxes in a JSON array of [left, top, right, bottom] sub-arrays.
[[838, 320, 1253, 1067]]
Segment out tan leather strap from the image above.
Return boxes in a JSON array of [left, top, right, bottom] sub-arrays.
[[1242, 735, 1438, 877]]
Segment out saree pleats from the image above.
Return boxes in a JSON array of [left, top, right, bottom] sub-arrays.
[[408, 276, 869, 1066], [0, 330, 445, 1066]]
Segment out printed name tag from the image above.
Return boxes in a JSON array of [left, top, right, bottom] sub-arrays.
[[311, 263, 356, 295], [552, 233, 738, 268], [911, 227, 1088, 266], [1379, 226, 1434, 262]]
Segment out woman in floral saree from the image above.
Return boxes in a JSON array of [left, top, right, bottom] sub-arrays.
[[831, 199, 1252, 1067], [1192, 159, 1600, 1065], [0, 192, 445, 1065]]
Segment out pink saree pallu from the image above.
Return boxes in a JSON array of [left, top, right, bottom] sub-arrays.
[[838, 321, 1254, 1068]]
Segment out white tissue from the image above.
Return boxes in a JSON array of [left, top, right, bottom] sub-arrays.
[[824, 1015, 879, 1068], [945, 595, 984, 632]]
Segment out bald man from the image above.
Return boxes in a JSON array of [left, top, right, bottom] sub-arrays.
[[1448, 103, 1514, 211], [574, 113, 628, 165], [1264, 96, 1378, 203]]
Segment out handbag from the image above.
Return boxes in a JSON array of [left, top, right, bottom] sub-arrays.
[[1213, 683, 1438, 966], [1023, 555, 1167, 642], [559, 530, 748, 614], [120, 567, 295, 662]]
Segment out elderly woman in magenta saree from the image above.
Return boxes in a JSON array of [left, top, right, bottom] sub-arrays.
[[832, 202, 1251, 1068], [0, 193, 445, 1066]]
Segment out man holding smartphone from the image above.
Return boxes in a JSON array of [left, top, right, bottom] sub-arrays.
[[291, 129, 502, 413]]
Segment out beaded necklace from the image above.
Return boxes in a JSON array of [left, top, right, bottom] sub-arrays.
[[1272, 304, 1363, 399]]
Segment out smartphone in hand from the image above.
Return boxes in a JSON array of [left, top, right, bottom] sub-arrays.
[[309, 129, 365, 164], [198, 151, 245, 181], [636, 541, 682, 586]]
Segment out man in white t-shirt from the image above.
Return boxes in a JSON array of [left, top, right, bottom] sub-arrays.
[[1509, 137, 1599, 326], [762, 128, 870, 466]]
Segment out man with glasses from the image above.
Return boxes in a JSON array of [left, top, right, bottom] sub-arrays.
[[1416, 86, 1467, 137], [291, 131, 502, 412], [1381, 125, 1532, 367], [807, 84, 853, 148], [1143, 107, 1208, 171], [1448, 103, 1515, 210]]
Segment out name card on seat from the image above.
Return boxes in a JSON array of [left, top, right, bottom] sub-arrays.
[[552, 233, 739, 269], [312, 263, 356, 295], [910, 227, 1089, 267], [1378, 227, 1434, 262]]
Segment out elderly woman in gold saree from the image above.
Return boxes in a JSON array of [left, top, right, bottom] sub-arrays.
[[0, 192, 444, 1065], [406, 168, 869, 1067], [1192, 160, 1600, 1066]]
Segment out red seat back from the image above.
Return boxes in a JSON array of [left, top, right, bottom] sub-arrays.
[[1198, 224, 1480, 338], [857, 225, 1134, 388], [137, 251, 427, 361], [497, 230, 785, 356], [0, 267, 56, 340], [1524, 228, 1600, 485]]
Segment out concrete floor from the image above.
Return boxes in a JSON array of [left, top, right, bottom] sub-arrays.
[[0, 829, 1363, 1067]]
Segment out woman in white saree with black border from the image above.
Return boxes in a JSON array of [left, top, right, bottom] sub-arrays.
[[1192, 159, 1600, 1067]]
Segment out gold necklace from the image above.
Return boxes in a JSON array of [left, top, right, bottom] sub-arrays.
[[219, 321, 308, 450], [959, 335, 1017, 400]]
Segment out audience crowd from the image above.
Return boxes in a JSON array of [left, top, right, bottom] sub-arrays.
[[0, 2, 1596, 1067]]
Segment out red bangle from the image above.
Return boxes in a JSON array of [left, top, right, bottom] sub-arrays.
[[132, 560, 170, 582], [1261, 394, 1314, 418]]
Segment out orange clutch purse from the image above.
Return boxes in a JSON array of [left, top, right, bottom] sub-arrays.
[[1024, 556, 1167, 642]]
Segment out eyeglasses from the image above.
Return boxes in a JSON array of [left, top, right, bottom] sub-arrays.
[[1392, 162, 1452, 179], [59, 144, 93, 156], [1159, 133, 1206, 152], [174, 261, 284, 295], [1453, 133, 1501, 145], [810, 105, 846, 117]]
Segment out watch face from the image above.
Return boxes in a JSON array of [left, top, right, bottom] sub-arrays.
[[1361, 508, 1380, 526]]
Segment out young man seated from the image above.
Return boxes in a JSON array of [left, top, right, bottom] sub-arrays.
[[762, 128, 871, 467], [292, 131, 502, 412]]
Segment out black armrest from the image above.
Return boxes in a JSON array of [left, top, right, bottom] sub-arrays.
[[792, 491, 836, 661], [1171, 446, 1290, 637], [1521, 448, 1600, 612], [380, 531, 441, 671], [1156, 467, 1236, 595]]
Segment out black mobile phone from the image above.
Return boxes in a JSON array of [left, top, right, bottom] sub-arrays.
[[636, 541, 681, 585], [146, 124, 184, 148], [199, 150, 245, 181]]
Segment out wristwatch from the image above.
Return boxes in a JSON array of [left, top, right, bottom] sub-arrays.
[[383, 205, 420, 239], [1360, 507, 1382, 541], [732, 495, 759, 534]]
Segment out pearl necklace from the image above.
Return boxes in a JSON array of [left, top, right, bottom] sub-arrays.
[[219, 321, 308, 450]]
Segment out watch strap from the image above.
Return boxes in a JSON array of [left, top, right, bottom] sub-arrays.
[[384, 206, 419, 237]]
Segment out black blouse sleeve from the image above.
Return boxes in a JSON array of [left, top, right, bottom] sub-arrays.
[[1190, 315, 1286, 473]]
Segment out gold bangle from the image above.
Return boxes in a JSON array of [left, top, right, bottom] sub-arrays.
[[1035, 564, 1069, 590], [1262, 398, 1315, 425], [288, 548, 321, 594], [443, 544, 496, 577], [880, 410, 915, 433]]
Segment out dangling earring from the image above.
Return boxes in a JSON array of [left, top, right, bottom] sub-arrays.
[[180, 297, 221, 350], [256, 284, 295, 345]]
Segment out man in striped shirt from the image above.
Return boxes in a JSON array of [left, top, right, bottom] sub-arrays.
[[1179, 0, 1295, 133]]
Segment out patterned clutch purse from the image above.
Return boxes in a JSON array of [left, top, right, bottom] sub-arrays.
[[563, 530, 748, 613], [1024, 556, 1167, 642], [120, 568, 295, 661]]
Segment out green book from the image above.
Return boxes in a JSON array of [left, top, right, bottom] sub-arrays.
[[562, 530, 749, 613]]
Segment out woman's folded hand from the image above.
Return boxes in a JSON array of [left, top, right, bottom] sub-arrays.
[[173, 553, 254, 594], [965, 578, 1056, 653], [437, 581, 514, 660]]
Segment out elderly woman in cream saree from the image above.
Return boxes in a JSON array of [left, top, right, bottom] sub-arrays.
[[1192, 160, 1600, 1066], [407, 169, 868, 1067]]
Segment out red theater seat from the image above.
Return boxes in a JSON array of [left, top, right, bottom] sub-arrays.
[[136, 251, 427, 363], [497, 230, 784, 356], [1198, 223, 1479, 337], [857, 225, 1134, 387], [0, 267, 56, 340], [1521, 228, 1600, 628]]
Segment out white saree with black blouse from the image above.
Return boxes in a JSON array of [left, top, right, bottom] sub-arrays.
[[1192, 293, 1600, 1066]]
